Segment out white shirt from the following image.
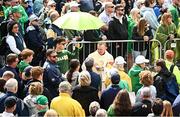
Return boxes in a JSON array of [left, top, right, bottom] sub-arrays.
[[1, 111, 15, 117], [99, 10, 113, 25], [6, 34, 26, 55]]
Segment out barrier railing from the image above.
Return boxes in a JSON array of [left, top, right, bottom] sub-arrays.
[[66, 39, 162, 69], [163, 38, 180, 57]]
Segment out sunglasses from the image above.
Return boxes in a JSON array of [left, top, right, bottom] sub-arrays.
[[51, 55, 57, 58]]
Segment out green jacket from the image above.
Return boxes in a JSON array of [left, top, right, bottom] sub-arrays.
[[168, 5, 179, 27], [17, 60, 30, 73], [154, 23, 176, 47], [56, 48, 79, 74], [107, 105, 115, 117], [151, 23, 176, 63], [127, 15, 136, 53], [128, 65, 143, 93], [5, 5, 28, 34], [119, 80, 130, 91]]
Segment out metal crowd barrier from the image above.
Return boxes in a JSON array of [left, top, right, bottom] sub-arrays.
[[66, 39, 162, 69], [163, 38, 180, 57]]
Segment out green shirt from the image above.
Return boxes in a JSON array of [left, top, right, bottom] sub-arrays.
[[56, 48, 79, 74], [5, 5, 28, 34], [17, 60, 29, 73]]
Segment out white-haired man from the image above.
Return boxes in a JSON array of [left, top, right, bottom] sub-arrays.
[[0, 78, 29, 116], [50, 81, 85, 116]]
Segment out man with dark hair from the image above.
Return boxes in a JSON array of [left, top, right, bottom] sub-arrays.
[[108, 4, 128, 58], [84, 57, 101, 91], [1, 96, 17, 117], [43, 49, 64, 98], [54, 36, 80, 74], [0, 53, 24, 99]]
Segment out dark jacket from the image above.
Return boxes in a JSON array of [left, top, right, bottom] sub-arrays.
[[43, 60, 64, 98], [0, 91, 29, 116], [132, 26, 153, 51], [88, 70, 101, 90], [132, 99, 152, 116], [0, 65, 24, 99], [26, 25, 45, 53], [154, 69, 179, 103], [108, 16, 128, 40], [100, 84, 121, 110], [72, 85, 99, 116]]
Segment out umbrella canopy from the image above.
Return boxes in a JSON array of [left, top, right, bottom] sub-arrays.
[[53, 12, 105, 30]]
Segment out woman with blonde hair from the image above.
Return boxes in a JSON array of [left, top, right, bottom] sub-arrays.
[[136, 70, 157, 102], [23, 82, 44, 115], [161, 100, 173, 117], [72, 71, 99, 116]]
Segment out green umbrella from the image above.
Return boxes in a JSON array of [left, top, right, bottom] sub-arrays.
[[53, 12, 105, 30]]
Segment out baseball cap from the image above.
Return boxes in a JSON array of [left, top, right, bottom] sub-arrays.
[[115, 56, 126, 65], [165, 50, 174, 60], [29, 14, 39, 22], [135, 55, 149, 64], [35, 95, 48, 105], [69, 1, 80, 8], [11, 6, 22, 13], [4, 96, 17, 108]]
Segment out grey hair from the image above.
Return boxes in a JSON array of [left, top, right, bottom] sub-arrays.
[[59, 81, 72, 93], [4, 78, 18, 91], [95, 109, 107, 117], [140, 87, 151, 98]]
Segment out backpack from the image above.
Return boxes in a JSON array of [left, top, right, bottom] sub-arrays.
[[0, 36, 9, 55], [0, 20, 9, 38], [164, 66, 179, 103]]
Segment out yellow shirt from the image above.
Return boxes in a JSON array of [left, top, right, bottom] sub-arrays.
[[50, 93, 85, 117]]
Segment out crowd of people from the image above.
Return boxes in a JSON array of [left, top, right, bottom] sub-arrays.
[[0, 0, 180, 116]]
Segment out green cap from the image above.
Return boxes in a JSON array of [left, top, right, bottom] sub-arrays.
[[35, 95, 48, 105], [11, 6, 22, 13]]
